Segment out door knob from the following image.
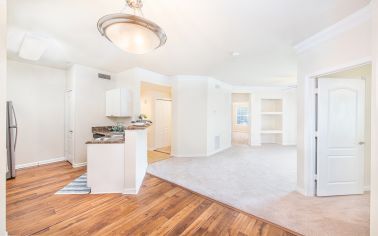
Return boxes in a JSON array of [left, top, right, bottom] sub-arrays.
[[358, 142, 365, 145]]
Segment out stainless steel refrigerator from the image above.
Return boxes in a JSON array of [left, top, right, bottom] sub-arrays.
[[6, 101, 17, 179]]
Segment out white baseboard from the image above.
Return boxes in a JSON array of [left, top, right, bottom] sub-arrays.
[[72, 162, 87, 168], [296, 186, 306, 196], [172, 146, 231, 158], [282, 143, 297, 146], [171, 153, 207, 158], [207, 145, 231, 157], [123, 188, 138, 195], [16, 157, 66, 170]]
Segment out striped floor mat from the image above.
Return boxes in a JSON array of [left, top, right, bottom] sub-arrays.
[[56, 173, 91, 194]]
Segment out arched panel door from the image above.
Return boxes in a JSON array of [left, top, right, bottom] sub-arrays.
[[317, 78, 365, 196]]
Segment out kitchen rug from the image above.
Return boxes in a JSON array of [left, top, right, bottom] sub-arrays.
[[56, 173, 91, 194]]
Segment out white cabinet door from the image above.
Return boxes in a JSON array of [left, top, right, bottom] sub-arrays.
[[317, 78, 365, 196], [120, 88, 132, 116], [106, 89, 131, 117], [106, 89, 120, 117]]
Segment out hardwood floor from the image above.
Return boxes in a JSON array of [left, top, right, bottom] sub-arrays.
[[7, 161, 299, 236], [155, 146, 171, 154], [148, 150, 171, 164]]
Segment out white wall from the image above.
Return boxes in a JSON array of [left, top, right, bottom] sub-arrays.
[[371, 1, 378, 234], [207, 78, 232, 155], [296, 6, 372, 195], [171, 76, 232, 157], [282, 89, 297, 145], [171, 76, 208, 157], [7, 61, 66, 167], [69, 65, 115, 165], [0, 0, 6, 234]]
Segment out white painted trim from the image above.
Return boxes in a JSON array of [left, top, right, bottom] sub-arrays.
[[307, 57, 372, 78], [90, 191, 122, 194], [172, 146, 231, 158], [232, 85, 292, 93], [296, 186, 306, 195], [207, 145, 231, 157], [295, 4, 372, 53], [123, 188, 138, 195], [72, 162, 87, 168], [15, 157, 66, 169], [171, 153, 208, 158]]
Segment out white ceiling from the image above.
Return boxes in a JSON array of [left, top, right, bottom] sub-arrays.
[[7, 0, 371, 86]]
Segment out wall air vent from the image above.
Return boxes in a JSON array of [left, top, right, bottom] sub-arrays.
[[98, 73, 111, 80], [214, 135, 221, 150]]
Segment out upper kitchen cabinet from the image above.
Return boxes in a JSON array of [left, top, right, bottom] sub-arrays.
[[106, 88, 132, 117]]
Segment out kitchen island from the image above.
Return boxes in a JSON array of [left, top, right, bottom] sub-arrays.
[[86, 129, 148, 194]]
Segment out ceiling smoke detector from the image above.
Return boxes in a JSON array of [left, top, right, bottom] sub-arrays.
[[231, 52, 240, 57]]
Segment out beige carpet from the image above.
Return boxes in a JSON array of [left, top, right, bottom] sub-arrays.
[[147, 145, 370, 236]]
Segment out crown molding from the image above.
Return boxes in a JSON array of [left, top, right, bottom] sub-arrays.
[[294, 4, 372, 54]]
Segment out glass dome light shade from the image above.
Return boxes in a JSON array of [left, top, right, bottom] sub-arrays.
[[98, 13, 167, 54]]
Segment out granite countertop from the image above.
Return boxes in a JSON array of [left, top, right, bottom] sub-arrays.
[[86, 137, 125, 144], [87, 124, 151, 144]]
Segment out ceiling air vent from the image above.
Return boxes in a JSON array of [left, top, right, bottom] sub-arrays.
[[98, 73, 111, 80]]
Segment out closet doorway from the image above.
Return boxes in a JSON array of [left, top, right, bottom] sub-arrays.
[[154, 99, 172, 154], [140, 82, 172, 163]]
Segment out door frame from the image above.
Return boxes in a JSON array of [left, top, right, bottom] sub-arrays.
[[302, 57, 372, 196], [64, 89, 74, 164]]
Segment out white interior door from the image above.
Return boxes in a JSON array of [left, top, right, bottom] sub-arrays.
[[65, 91, 74, 164], [154, 99, 171, 149], [317, 78, 365, 196]]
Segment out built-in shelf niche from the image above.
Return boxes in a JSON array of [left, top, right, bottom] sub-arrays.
[[260, 98, 283, 145], [261, 112, 282, 115], [261, 99, 282, 113], [261, 115, 282, 131], [261, 133, 282, 144]]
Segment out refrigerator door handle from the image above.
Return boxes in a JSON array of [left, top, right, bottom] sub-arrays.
[[12, 105, 18, 150]]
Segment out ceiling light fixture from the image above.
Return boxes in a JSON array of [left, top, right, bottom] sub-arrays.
[[18, 34, 49, 61], [98, 0, 167, 54]]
